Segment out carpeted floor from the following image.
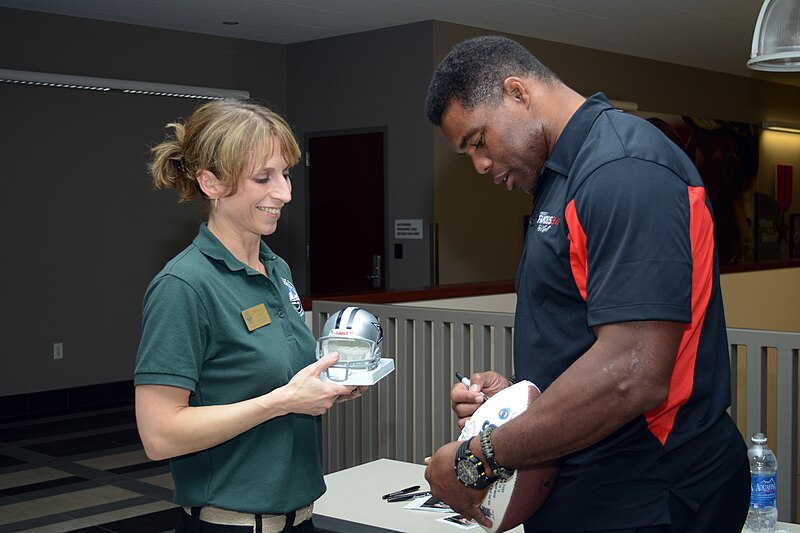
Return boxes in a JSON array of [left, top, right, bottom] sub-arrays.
[[0, 403, 180, 532]]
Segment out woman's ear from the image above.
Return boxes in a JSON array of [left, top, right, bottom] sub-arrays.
[[196, 169, 224, 199]]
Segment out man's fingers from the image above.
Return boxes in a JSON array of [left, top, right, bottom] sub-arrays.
[[472, 508, 492, 528], [449, 504, 491, 528]]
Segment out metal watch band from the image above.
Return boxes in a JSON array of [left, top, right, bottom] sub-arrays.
[[479, 425, 514, 480]]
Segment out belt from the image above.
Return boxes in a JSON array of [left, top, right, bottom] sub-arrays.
[[183, 503, 313, 532]]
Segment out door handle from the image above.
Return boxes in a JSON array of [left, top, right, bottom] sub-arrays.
[[364, 255, 382, 288]]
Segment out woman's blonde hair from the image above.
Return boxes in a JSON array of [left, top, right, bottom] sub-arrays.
[[149, 99, 301, 202]]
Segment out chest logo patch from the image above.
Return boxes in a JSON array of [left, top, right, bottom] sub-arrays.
[[282, 277, 304, 315], [536, 211, 560, 234]]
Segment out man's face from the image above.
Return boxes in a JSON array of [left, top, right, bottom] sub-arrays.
[[440, 92, 547, 195]]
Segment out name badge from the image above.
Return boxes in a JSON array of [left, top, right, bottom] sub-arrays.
[[242, 303, 271, 331]]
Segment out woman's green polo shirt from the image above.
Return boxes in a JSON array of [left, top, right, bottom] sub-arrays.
[[135, 223, 324, 514]]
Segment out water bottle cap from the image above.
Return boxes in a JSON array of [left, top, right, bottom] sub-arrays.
[[752, 432, 767, 444]]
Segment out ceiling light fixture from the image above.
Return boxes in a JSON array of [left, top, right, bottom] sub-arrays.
[[762, 121, 800, 134], [0, 68, 249, 100], [747, 0, 800, 71]]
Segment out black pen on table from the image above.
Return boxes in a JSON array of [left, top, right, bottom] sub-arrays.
[[386, 491, 431, 503], [381, 485, 420, 500], [455, 371, 489, 401]]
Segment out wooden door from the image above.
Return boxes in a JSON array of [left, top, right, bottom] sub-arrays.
[[307, 132, 385, 295]]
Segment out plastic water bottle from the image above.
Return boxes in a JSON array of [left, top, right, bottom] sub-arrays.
[[745, 432, 778, 532]]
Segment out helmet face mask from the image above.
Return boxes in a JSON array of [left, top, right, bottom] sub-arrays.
[[317, 307, 383, 382]]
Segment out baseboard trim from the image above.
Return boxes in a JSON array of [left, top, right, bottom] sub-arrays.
[[0, 380, 134, 423]]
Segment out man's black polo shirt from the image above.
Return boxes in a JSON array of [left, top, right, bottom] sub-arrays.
[[515, 94, 745, 530]]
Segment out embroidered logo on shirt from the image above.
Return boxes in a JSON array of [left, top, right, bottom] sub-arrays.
[[282, 277, 304, 315], [536, 211, 560, 234]]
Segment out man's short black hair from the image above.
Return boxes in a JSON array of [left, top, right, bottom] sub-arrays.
[[425, 35, 559, 126]]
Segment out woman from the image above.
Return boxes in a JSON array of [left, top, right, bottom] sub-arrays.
[[135, 99, 363, 533]]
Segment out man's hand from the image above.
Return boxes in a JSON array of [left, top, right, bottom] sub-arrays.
[[452, 371, 511, 428], [424, 440, 493, 528]]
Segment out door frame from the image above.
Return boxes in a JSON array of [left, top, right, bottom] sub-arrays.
[[304, 126, 389, 295]]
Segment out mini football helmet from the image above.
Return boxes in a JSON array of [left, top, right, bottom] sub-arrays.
[[317, 307, 383, 382]]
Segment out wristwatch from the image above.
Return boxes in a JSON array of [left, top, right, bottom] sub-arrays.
[[454, 437, 494, 489], [479, 425, 515, 480]]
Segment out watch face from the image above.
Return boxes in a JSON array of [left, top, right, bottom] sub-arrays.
[[456, 459, 480, 484]]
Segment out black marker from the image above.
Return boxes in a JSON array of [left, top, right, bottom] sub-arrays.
[[381, 485, 420, 500], [387, 491, 432, 503], [455, 371, 489, 401]]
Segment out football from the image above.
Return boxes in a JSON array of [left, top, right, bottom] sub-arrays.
[[458, 380, 560, 533]]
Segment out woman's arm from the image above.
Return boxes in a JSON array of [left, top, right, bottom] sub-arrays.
[[136, 352, 354, 460]]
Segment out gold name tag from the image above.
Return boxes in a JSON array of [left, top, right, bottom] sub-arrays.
[[242, 303, 271, 331]]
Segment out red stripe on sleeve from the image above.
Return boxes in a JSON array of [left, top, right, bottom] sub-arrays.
[[565, 200, 588, 301], [645, 186, 715, 445]]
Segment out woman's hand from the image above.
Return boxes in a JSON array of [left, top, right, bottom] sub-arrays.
[[280, 352, 355, 415]]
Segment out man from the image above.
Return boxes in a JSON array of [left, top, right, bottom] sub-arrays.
[[423, 35, 749, 533]]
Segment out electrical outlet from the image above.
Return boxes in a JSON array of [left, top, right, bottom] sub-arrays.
[[53, 342, 63, 360]]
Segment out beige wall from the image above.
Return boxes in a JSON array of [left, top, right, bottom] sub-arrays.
[[721, 267, 800, 332], [433, 132, 532, 284]]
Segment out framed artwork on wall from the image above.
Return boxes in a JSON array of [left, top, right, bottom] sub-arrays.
[[791, 214, 800, 259], [633, 111, 800, 268]]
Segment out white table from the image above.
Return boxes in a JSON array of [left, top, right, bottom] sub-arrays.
[[746, 524, 800, 533], [314, 458, 523, 533], [314, 458, 799, 533]]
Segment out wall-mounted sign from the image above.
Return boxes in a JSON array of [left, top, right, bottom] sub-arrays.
[[395, 219, 423, 239]]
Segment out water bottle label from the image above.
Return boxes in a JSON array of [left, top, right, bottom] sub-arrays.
[[750, 473, 776, 508]]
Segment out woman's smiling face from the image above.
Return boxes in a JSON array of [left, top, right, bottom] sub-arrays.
[[216, 142, 293, 238]]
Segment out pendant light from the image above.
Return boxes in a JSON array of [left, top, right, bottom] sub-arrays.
[[747, 0, 800, 71]]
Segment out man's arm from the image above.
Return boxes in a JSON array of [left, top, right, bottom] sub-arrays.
[[425, 319, 683, 525], [491, 319, 684, 468]]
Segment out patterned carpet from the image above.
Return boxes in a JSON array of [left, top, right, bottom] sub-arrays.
[[0, 403, 180, 532]]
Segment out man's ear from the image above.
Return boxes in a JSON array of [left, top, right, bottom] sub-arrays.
[[197, 169, 225, 199], [503, 77, 529, 105]]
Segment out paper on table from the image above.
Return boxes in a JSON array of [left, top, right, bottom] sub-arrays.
[[404, 494, 454, 513], [437, 514, 480, 529]]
